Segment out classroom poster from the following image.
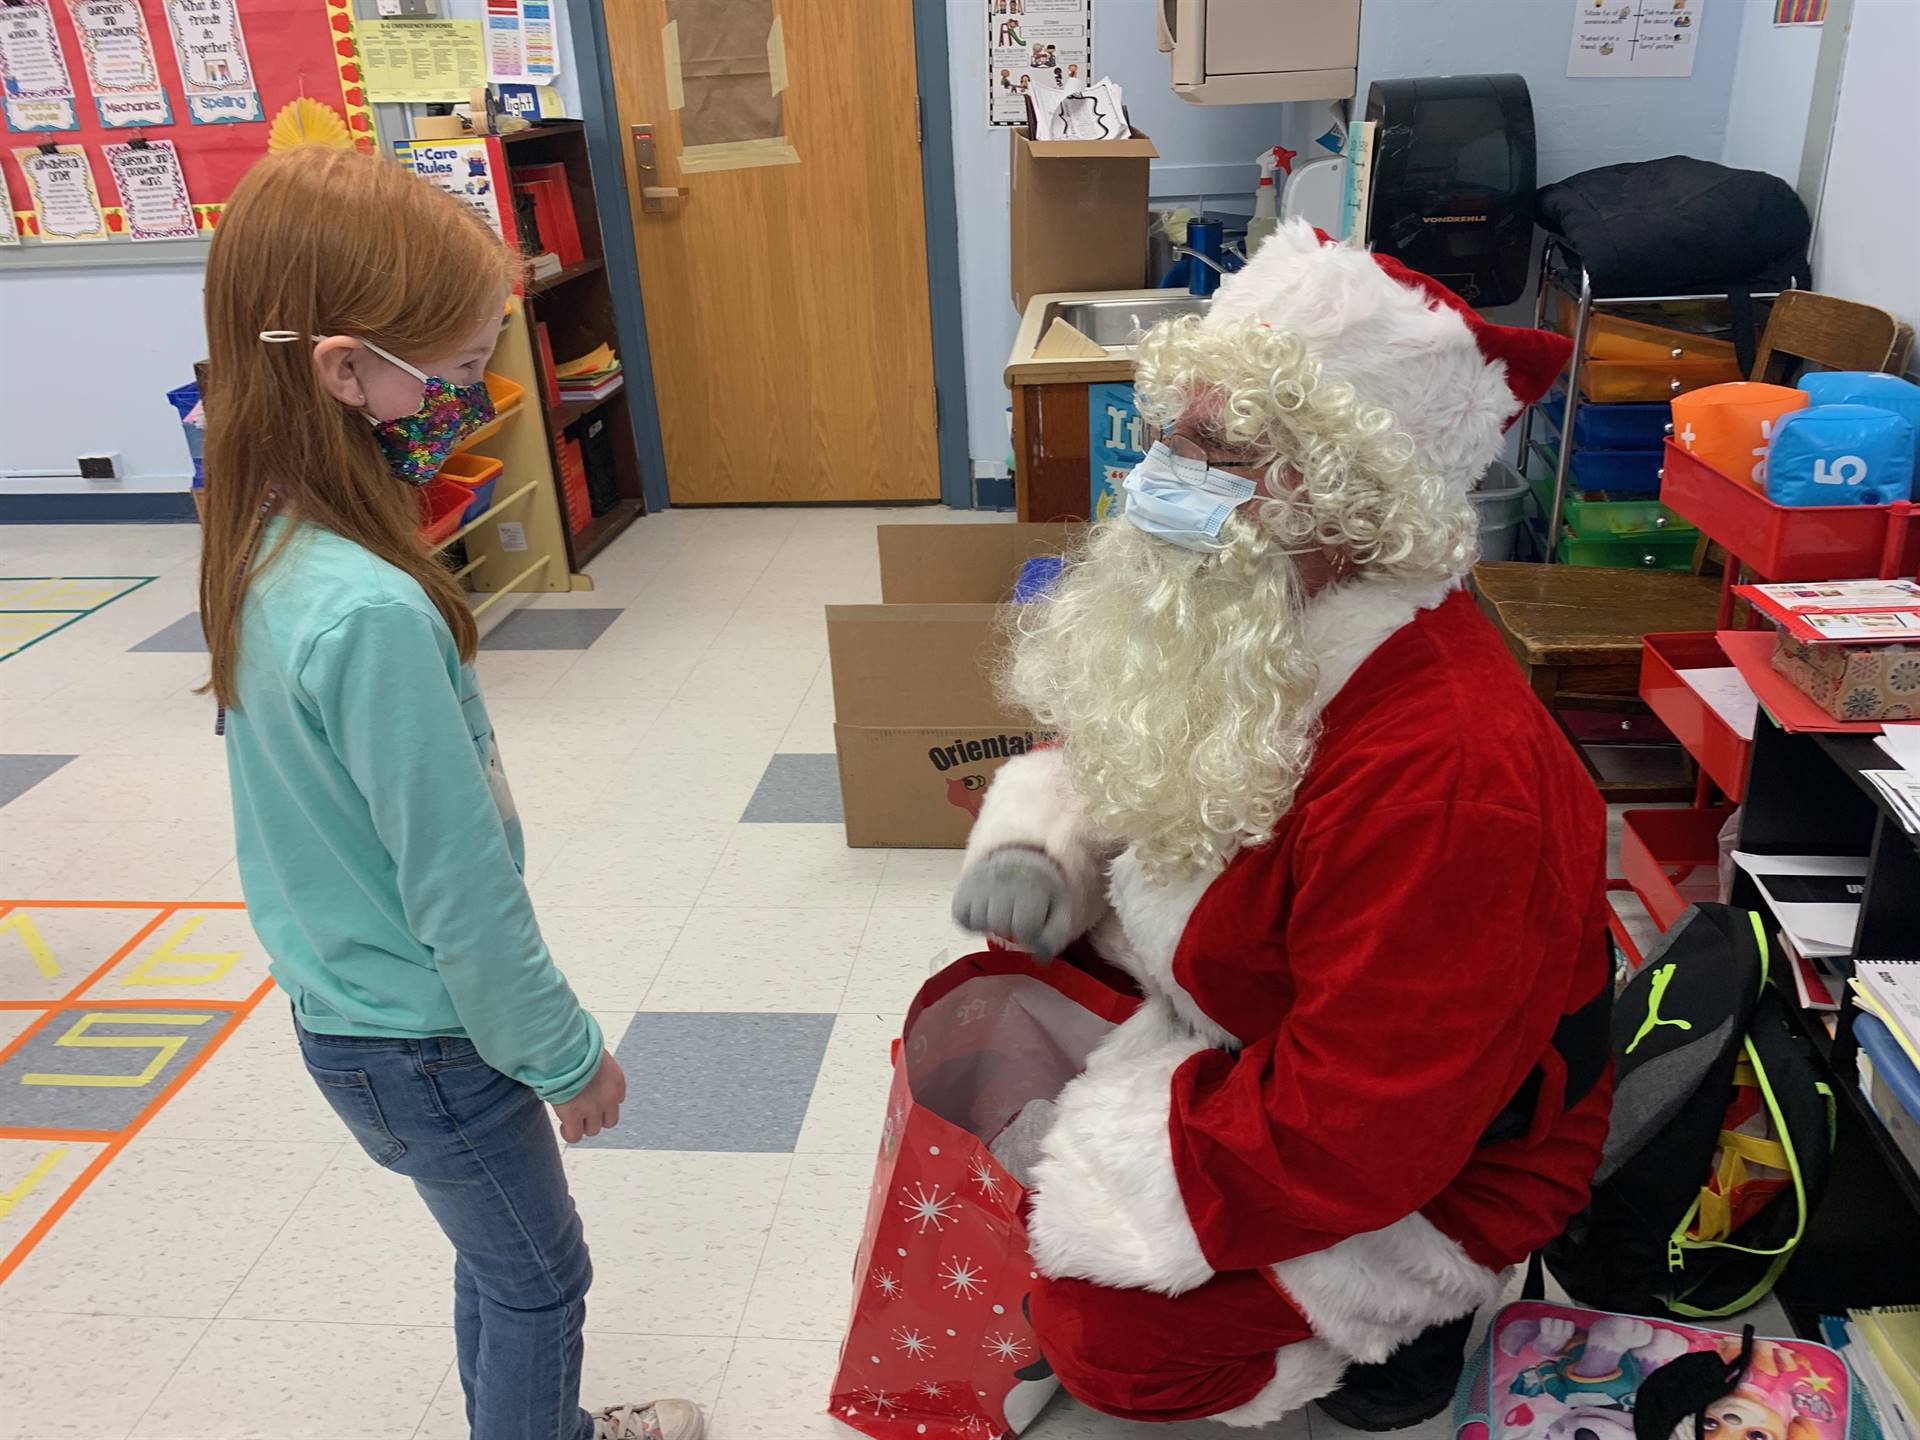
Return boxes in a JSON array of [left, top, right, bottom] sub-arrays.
[[67, 0, 173, 127], [393, 136, 509, 243], [1567, 0, 1703, 78], [1088, 381, 1144, 523], [986, 0, 1092, 126], [162, 0, 263, 123], [355, 18, 486, 104], [14, 144, 110, 241], [103, 138, 197, 239], [519, 0, 556, 83], [0, 0, 80, 133], [485, 0, 522, 81]]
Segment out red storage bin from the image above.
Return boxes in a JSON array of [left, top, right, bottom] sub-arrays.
[[1660, 441, 1920, 580], [1639, 632, 1753, 801], [420, 476, 471, 546], [1619, 804, 1737, 933]]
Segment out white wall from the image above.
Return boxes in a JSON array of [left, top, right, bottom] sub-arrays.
[[1812, 0, 1920, 347], [951, 0, 1754, 469], [0, 0, 584, 495], [1720, 0, 1822, 181]]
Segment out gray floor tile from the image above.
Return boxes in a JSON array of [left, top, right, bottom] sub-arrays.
[[128, 613, 207, 653], [580, 1012, 836, 1153], [0, 753, 74, 808], [741, 753, 844, 823], [479, 607, 624, 651], [0, 1008, 232, 1131]]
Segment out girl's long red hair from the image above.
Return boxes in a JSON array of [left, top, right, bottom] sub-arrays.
[[197, 145, 514, 707]]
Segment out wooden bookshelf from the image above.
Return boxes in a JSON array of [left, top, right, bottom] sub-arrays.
[[503, 121, 649, 569]]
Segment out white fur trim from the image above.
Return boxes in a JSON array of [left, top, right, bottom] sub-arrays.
[[1272, 1212, 1506, 1365], [1205, 220, 1515, 494], [1302, 575, 1459, 712], [1028, 999, 1217, 1296], [1103, 853, 1238, 1049], [962, 747, 1113, 943], [1211, 1339, 1349, 1428]]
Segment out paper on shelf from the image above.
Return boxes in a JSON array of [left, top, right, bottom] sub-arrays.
[[1677, 666, 1759, 741], [1864, 770, 1920, 834], [1731, 850, 1867, 958], [1853, 961, 1920, 1073]]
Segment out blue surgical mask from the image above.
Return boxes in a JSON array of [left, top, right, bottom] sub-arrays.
[[1120, 441, 1260, 551]]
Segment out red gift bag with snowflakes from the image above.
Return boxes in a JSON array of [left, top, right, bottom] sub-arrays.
[[828, 949, 1139, 1439]]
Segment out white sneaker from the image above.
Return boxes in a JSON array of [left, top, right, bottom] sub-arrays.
[[592, 1398, 705, 1440]]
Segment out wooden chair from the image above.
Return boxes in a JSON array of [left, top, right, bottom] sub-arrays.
[[1474, 291, 1915, 803]]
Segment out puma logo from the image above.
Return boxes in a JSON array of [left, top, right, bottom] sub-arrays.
[[1626, 962, 1692, 1054]]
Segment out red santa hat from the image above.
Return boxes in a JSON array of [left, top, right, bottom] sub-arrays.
[[1196, 221, 1572, 492]]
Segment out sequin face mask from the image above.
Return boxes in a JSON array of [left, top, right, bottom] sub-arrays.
[[258, 332, 495, 487], [357, 340, 494, 487]]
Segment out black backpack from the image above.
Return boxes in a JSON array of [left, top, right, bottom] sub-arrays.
[[1546, 904, 1834, 1318]]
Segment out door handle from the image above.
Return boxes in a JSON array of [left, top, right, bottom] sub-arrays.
[[630, 123, 686, 213]]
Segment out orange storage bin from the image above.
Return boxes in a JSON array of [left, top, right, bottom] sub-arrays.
[[482, 371, 525, 414], [1580, 357, 1745, 403], [1669, 383, 1808, 491], [1549, 292, 1741, 365]]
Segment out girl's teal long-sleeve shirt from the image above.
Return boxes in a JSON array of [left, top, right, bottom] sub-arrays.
[[224, 520, 600, 1102]]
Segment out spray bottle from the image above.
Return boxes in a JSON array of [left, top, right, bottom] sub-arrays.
[[1244, 143, 1296, 257]]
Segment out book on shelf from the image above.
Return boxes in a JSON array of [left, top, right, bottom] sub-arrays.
[[512, 163, 583, 267], [558, 372, 625, 405], [1853, 961, 1920, 1072], [1782, 931, 1843, 1013], [1736, 579, 1920, 644]]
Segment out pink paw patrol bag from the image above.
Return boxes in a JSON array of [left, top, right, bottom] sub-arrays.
[[1456, 1301, 1883, 1440]]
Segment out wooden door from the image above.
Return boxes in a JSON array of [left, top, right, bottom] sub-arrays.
[[605, 0, 939, 503]]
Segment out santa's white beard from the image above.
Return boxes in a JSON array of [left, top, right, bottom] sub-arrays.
[[1004, 516, 1321, 880]]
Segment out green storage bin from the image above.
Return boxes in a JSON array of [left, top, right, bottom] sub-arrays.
[[1527, 466, 1696, 541], [1554, 526, 1699, 570]]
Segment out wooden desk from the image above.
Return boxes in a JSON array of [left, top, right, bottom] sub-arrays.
[[1472, 561, 1723, 801]]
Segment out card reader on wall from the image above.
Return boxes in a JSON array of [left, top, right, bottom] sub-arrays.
[[1364, 74, 1537, 308]]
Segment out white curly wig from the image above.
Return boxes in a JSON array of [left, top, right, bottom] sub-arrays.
[[1006, 223, 1565, 878]]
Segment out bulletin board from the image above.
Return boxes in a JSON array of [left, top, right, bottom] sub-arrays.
[[0, 0, 373, 249]]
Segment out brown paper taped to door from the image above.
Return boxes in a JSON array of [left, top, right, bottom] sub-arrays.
[[663, 0, 798, 174]]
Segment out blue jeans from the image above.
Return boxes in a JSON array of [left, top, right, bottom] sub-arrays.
[[295, 1019, 595, 1440]]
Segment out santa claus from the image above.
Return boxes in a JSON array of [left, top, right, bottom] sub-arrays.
[[950, 223, 1613, 1430]]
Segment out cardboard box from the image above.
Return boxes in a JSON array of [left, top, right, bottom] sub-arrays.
[[1009, 128, 1158, 312], [1770, 632, 1920, 722], [828, 524, 1078, 847]]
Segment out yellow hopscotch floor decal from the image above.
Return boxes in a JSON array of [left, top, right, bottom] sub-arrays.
[[0, 577, 156, 659], [0, 900, 271, 1286]]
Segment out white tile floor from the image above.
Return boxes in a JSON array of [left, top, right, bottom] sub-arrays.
[[0, 507, 1707, 1440]]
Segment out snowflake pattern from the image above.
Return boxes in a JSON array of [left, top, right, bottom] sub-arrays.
[[1889, 657, 1920, 694], [893, 1326, 936, 1360], [881, 1102, 906, 1156], [1843, 686, 1881, 719], [983, 1330, 1031, 1363], [968, 1155, 1004, 1201], [859, 1388, 900, 1416], [962, 1416, 992, 1438], [872, 1268, 903, 1300], [940, 1255, 987, 1299], [899, 1180, 961, 1234], [915, 1381, 950, 1400]]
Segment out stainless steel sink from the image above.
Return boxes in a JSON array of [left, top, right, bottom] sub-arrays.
[[1046, 294, 1210, 348]]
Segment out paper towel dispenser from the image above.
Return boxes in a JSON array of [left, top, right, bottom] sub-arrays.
[[1157, 0, 1360, 106], [1364, 73, 1537, 307]]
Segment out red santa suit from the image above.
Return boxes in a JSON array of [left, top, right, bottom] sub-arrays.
[[955, 224, 1602, 1426]]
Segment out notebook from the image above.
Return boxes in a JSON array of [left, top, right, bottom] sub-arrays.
[[1854, 961, 1920, 1071]]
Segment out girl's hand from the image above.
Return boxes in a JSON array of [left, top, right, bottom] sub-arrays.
[[554, 1050, 626, 1143]]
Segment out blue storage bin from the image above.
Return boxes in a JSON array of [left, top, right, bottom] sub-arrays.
[[165, 381, 205, 488], [1570, 447, 1664, 494], [1536, 392, 1673, 450]]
